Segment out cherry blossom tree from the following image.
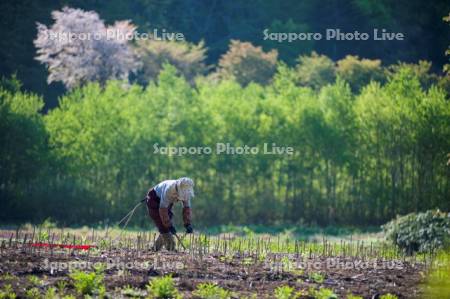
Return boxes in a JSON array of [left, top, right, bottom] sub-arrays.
[[34, 7, 140, 89]]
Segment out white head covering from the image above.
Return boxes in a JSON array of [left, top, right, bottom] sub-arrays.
[[176, 177, 194, 202]]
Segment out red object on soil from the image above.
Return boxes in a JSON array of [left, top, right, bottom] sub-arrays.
[[30, 243, 96, 250]]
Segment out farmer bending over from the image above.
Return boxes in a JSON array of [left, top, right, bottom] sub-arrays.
[[145, 177, 194, 251]]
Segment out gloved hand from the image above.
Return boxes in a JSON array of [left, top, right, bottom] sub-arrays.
[[169, 226, 177, 235], [185, 224, 193, 234]]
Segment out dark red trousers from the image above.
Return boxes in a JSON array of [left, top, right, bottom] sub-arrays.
[[146, 189, 173, 233]]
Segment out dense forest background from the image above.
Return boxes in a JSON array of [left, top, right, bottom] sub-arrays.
[[2, 0, 450, 107], [1, 0, 449, 228]]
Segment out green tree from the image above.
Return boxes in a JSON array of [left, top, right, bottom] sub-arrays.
[[0, 77, 49, 222], [44, 65, 210, 224], [134, 39, 208, 86], [355, 67, 450, 221], [336, 55, 385, 92], [442, 12, 450, 74], [215, 40, 278, 86], [296, 52, 336, 90]]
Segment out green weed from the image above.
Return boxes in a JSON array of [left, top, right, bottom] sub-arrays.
[[44, 287, 57, 299], [0, 284, 16, 299], [192, 282, 231, 299], [146, 275, 181, 299], [121, 285, 144, 298], [422, 251, 450, 299], [309, 272, 325, 283], [309, 287, 337, 299], [273, 285, 299, 299], [24, 287, 40, 299], [27, 275, 43, 287], [69, 266, 105, 297], [242, 257, 254, 266], [56, 280, 67, 294], [0, 274, 17, 282]]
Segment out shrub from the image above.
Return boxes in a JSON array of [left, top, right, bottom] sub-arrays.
[[146, 275, 181, 299], [193, 282, 231, 299], [216, 40, 278, 86], [379, 294, 398, 299], [382, 210, 450, 253]]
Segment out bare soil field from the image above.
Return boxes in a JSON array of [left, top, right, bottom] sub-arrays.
[[0, 229, 428, 298]]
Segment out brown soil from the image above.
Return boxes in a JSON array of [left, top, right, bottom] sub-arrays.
[[0, 247, 426, 298]]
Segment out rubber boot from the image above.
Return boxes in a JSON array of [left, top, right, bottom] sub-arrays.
[[163, 233, 176, 251], [153, 234, 165, 251]]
